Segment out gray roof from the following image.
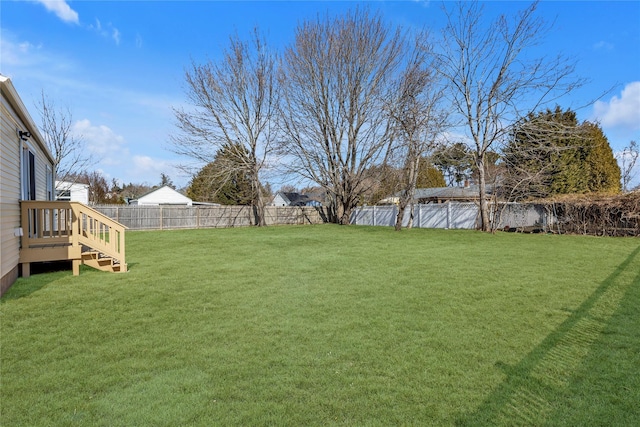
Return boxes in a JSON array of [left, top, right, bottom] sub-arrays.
[[390, 185, 494, 201], [278, 192, 313, 206], [412, 186, 480, 200]]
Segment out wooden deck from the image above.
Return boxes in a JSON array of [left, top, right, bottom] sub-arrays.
[[20, 201, 127, 276]]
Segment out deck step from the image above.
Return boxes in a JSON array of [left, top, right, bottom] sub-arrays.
[[81, 250, 125, 273]]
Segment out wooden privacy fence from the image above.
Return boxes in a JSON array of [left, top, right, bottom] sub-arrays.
[[93, 205, 327, 230]]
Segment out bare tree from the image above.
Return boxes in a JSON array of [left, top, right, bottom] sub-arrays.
[[279, 8, 407, 224], [437, 1, 584, 231], [171, 28, 279, 226], [620, 141, 639, 192], [37, 91, 94, 183], [386, 35, 449, 231]]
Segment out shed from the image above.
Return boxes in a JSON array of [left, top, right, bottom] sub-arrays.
[[130, 186, 193, 206]]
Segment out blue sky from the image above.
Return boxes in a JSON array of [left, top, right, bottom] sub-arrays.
[[2, 1, 639, 188]]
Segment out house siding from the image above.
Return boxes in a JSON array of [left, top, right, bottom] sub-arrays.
[[1, 86, 23, 290], [1, 76, 55, 294], [272, 194, 288, 206]]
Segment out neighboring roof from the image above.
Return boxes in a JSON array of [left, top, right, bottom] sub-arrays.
[[413, 186, 481, 200], [56, 180, 90, 190], [132, 185, 193, 205], [384, 185, 492, 204], [0, 75, 55, 165], [276, 191, 315, 206]]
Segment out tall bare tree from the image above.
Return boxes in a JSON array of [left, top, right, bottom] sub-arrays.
[[37, 92, 94, 183], [386, 35, 448, 231], [278, 8, 407, 224], [437, 1, 584, 231], [171, 29, 279, 226], [620, 141, 639, 192]]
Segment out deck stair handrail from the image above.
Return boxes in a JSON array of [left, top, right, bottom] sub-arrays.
[[72, 202, 127, 264], [20, 200, 127, 276]]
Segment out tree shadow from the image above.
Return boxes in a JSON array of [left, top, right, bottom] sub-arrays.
[[457, 244, 640, 426]]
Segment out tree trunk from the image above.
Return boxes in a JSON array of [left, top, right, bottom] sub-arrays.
[[338, 196, 353, 225], [477, 155, 490, 231], [252, 172, 266, 227], [395, 155, 420, 231], [407, 201, 415, 229], [395, 194, 409, 231]]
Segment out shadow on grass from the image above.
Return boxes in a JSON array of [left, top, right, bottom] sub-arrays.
[[1, 261, 73, 301], [457, 244, 640, 426]]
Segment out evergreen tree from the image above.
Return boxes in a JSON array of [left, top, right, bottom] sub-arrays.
[[582, 122, 622, 194], [504, 107, 621, 199], [432, 143, 474, 186], [416, 158, 446, 188], [187, 143, 253, 205]]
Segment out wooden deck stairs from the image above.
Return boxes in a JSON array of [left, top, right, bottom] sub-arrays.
[[81, 250, 126, 273], [20, 201, 127, 277]]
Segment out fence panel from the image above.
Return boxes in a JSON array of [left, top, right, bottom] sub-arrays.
[[495, 203, 547, 230], [449, 203, 479, 229], [93, 205, 327, 230], [417, 204, 449, 229]]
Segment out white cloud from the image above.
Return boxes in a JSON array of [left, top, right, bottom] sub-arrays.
[[87, 18, 121, 45], [0, 37, 41, 67], [72, 119, 126, 157], [0, 32, 76, 77], [33, 0, 79, 24], [112, 28, 121, 45], [593, 41, 614, 51], [131, 156, 180, 184], [592, 82, 640, 132]]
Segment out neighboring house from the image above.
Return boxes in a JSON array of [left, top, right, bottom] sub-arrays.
[[55, 180, 90, 204], [1, 75, 56, 294], [130, 185, 193, 206], [272, 191, 322, 207]]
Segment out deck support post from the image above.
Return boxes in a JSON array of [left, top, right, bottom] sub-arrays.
[[21, 263, 30, 278], [72, 259, 81, 276]]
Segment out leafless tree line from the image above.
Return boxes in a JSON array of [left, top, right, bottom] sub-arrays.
[[168, 1, 588, 230]]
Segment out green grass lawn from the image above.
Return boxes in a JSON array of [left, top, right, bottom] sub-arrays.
[[1, 225, 639, 426]]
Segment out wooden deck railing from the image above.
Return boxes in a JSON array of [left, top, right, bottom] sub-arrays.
[[20, 201, 127, 276]]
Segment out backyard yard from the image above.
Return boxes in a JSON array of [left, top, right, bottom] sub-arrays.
[[1, 225, 638, 426]]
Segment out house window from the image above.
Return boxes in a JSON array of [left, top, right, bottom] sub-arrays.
[[21, 144, 36, 200], [46, 165, 54, 201], [56, 189, 71, 201]]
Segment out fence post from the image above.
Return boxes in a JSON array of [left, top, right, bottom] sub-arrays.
[[447, 202, 451, 229]]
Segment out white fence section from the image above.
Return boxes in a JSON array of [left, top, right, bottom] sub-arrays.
[[351, 203, 480, 229], [351, 202, 551, 230]]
